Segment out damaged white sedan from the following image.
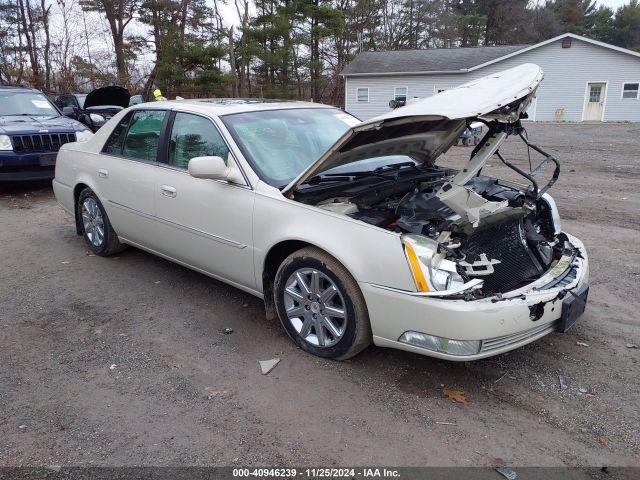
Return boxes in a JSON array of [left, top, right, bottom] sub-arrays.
[[53, 63, 589, 361]]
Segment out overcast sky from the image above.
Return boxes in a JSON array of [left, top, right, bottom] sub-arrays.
[[598, 0, 631, 8]]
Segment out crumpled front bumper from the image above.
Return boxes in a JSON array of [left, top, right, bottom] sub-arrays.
[[361, 233, 589, 361]]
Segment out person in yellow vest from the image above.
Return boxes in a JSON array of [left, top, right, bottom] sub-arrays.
[[153, 89, 167, 101]]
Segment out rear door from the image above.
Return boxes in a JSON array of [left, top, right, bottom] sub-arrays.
[[97, 109, 168, 248], [153, 111, 256, 289]]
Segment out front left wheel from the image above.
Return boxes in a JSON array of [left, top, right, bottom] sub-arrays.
[[77, 187, 125, 256], [273, 247, 371, 360]]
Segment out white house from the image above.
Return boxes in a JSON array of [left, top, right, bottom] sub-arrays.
[[342, 33, 640, 122]]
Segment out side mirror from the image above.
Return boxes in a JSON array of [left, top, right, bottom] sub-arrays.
[[188, 155, 244, 184], [62, 106, 78, 118]]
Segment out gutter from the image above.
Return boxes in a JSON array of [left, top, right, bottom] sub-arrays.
[[340, 69, 470, 77]]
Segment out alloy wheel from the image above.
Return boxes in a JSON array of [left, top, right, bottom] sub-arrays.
[[81, 197, 105, 247], [283, 268, 348, 348]]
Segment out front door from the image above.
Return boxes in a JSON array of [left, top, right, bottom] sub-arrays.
[[154, 111, 256, 290], [584, 83, 606, 121]]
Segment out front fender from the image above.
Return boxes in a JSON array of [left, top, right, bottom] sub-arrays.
[[253, 185, 416, 293]]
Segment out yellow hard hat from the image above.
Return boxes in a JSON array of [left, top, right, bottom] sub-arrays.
[[153, 89, 162, 98]]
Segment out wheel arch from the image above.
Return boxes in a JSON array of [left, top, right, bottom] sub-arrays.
[[73, 182, 91, 235], [261, 239, 360, 321]]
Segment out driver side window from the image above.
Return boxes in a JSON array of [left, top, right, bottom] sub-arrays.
[[168, 112, 230, 169]]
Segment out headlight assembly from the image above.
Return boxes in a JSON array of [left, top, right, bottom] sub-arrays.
[[0, 134, 13, 151], [75, 130, 94, 142], [401, 234, 466, 292]]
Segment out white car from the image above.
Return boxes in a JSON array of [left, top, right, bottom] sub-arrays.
[[53, 64, 589, 361]]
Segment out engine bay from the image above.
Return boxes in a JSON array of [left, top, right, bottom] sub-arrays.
[[296, 121, 580, 297]]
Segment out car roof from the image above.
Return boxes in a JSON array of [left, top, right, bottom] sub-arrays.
[[130, 98, 335, 116]]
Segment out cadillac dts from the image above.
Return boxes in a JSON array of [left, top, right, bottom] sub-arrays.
[[53, 64, 589, 361]]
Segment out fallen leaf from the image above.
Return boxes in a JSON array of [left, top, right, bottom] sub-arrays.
[[443, 388, 468, 405], [576, 341, 589, 347], [598, 436, 608, 446]]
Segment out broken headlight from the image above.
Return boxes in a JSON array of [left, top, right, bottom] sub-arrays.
[[401, 234, 466, 292]]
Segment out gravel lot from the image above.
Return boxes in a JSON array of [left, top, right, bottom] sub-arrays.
[[0, 123, 638, 468]]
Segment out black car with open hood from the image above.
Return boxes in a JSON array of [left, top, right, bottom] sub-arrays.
[[60, 86, 131, 132]]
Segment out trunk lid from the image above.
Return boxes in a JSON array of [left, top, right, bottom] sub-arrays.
[[283, 63, 543, 196]]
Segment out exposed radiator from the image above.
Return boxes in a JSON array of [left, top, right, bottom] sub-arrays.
[[461, 218, 543, 294]]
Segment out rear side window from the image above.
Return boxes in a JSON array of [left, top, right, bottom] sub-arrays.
[[168, 112, 230, 169], [122, 110, 167, 162], [102, 112, 132, 155]]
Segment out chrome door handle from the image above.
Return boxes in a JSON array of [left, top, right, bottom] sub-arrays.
[[160, 185, 177, 198], [98, 169, 108, 179]]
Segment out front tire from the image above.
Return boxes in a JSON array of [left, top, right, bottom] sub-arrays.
[[274, 247, 371, 360], [77, 187, 125, 256]]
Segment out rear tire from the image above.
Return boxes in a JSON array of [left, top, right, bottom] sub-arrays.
[[273, 247, 371, 360], [77, 187, 125, 256]]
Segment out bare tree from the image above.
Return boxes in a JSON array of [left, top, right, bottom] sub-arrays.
[[80, 0, 140, 85]]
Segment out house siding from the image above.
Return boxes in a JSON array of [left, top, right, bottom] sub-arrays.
[[344, 38, 640, 122]]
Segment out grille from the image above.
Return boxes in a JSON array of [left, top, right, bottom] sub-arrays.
[[462, 218, 543, 294], [10, 133, 76, 153], [481, 321, 558, 353]]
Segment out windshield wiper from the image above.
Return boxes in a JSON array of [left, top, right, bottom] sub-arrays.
[[299, 162, 422, 188], [322, 170, 395, 180], [373, 161, 420, 174], [303, 174, 354, 185]]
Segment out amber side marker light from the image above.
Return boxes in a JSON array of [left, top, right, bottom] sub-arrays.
[[404, 241, 429, 292]]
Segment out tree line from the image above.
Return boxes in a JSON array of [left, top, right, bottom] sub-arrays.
[[1, 0, 639, 105]]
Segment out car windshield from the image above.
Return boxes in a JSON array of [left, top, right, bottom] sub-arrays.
[[222, 108, 360, 186], [76, 95, 87, 108], [223, 107, 420, 188], [0, 91, 59, 117]]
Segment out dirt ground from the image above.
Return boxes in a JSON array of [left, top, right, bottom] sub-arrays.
[[0, 123, 638, 468]]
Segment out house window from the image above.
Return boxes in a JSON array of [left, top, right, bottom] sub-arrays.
[[622, 83, 639, 99], [356, 87, 369, 102], [589, 85, 602, 103], [394, 87, 408, 102]]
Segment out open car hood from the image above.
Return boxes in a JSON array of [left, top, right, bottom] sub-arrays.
[[84, 86, 131, 109], [282, 63, 543, 196]]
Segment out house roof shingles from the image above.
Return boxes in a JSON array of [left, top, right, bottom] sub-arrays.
[[341, 45, 530, 75]]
